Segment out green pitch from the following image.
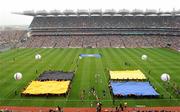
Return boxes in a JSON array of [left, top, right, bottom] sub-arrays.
[[0, 48, 179, 107]]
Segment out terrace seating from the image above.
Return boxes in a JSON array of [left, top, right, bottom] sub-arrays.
[[30, 16, 180, 28], [0, 30, 27, 50], [20, 35, 180, 50], [26, 16, 180, 50], [0, 30, 25, 43]]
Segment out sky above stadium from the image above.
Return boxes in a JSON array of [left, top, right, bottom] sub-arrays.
[[0, 0, 180, 25]]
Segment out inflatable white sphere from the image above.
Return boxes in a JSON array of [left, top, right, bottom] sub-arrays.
[[79, 56, 82, 59], [161, 73, 170, 82], [14, 72, 22, 80], [35, 54, 41, 60], [141, 54, 148, 60]]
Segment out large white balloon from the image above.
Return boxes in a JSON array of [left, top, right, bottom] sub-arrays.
[[79, 56, 82, 59], [35, 54, 41, 60], [161, 73, 170, 82], [14, 72, 22, 80], [141, 54, 148, 60]]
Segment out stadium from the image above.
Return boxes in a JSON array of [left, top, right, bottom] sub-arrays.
[[0, 9, 180, 111]]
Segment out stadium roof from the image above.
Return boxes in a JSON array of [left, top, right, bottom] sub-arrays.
[[36, 10, 48, 16], [117, 9, 130, 15], [77, 9, 89, 15], [175, 9, 180, 14], [103, 9, 116, 15], [63, 9, 76, 15], [144, 9, 157, 15], [131, 9, 144, 15], [157, 10, 164, 16], [12, 9, 180, 16], [90, 9, 102, 15], [49, 10, 62, 15], [12, 10, 36, 16]]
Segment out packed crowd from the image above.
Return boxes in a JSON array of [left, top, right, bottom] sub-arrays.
[[0, 30, 26, 50], [20, 35, 180, 50], [0, 30, 25, 44], [30, 16, 180, 28], [1, 16, 180, 51], [30, 28, 180, 36]]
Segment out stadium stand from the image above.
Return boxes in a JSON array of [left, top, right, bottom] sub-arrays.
[[17, 15, 180, 50], [29, 16, 180, 28], [0, 30, 25, 44], [21, 35, 180, 50], [0, 30, 26, 50]]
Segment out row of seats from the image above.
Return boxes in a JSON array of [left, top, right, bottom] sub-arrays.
[[30, 16, 180, 28], [20, 35, 180, 50], [0, 30, 25, 44]]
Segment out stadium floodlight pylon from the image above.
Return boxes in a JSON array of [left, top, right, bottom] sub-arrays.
[[157, 9, 164, 16], [171, 8, 176, 16]]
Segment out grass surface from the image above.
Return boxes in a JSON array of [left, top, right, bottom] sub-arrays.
[[0, 48, 179, 107]]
